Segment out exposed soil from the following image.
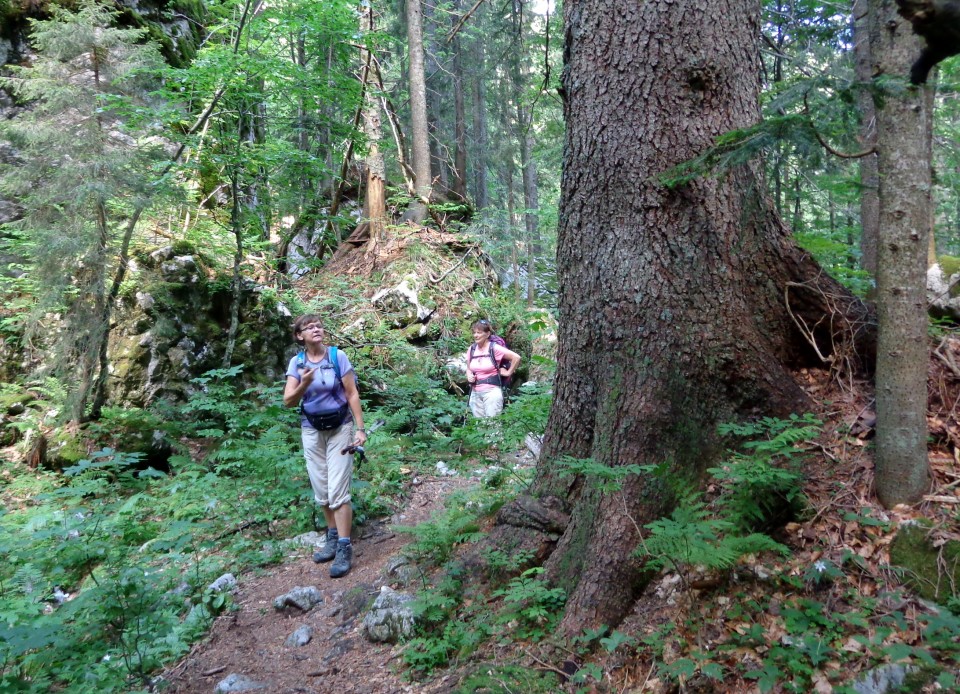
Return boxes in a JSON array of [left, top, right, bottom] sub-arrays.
[[160, 474, 472, 694]]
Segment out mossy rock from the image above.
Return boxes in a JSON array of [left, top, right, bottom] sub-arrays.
[[107, 262, 291, 408], [938, 255, 960, 299], [0, 419, 19, 446], [47, 428, 88, 471], [86, 408, 174, 473], [889, 522, 960, 606], [0, 390, 34, 414]]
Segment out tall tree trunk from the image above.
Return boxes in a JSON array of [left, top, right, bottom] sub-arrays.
[[90, 208, 145, 420], [238, 87, 270, 240], [870, 0, 932, 506], [854, 0, 880, 278], [361, 2, 386, 247], [75, 199, 110, 422], [470, 19, 490, 209], [504, 162, 521, 300], [510, 0, 540, 307], [491, 0, 871, 632], [407, 0, 433, 222], [450, 0, 468, 201], [520, 125, 540, 307]]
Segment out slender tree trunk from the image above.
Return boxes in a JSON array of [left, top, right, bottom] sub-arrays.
[[791, 173, 802, 231], [854, 0, 880, 278], [521, 126, 540, 306], [238, 84, 270, 241], [870, 0, 932, 506], [487, 0, 872, 633], [76, 199, 110, 422], [407, 0, 433, 222], [504, 164, 521, 299], [90, 208, 146, 420], [222, 168, 244, 368]]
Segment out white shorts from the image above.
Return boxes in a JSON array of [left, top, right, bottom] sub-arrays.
[[301, 422, 354, 509], [469, 387, 504, 418]]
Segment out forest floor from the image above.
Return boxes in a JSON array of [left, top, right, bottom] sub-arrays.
[[159, 472, 475, 694]]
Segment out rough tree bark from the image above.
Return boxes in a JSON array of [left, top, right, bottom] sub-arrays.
[[870, 0, 932, 506], [492, 0, 872, 632]]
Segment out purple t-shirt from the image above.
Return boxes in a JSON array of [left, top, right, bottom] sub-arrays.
[[286, 348, 354, 426]]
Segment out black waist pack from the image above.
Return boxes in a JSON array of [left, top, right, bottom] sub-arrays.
[[302, 403, 349, 430]]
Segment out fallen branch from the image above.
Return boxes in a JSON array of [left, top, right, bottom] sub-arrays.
[[428, 246, 476, 284]]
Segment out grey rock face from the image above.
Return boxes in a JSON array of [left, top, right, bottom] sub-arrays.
[[208, 573, 237, 593], [214, 673, 268, 692], [273, 586, 323, 613], [362, 586, 416, 643], [852, 664, 917, 694], [284, 625, 313, 647]]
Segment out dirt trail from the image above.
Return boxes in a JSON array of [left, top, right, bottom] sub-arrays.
[[161, 475, 469, 694]]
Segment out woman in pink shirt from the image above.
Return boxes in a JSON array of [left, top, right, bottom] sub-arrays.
[[464, 319, 521, 418]]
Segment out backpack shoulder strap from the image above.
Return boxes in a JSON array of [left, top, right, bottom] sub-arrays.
[[488, 342, 499, 367], [329, 346, 341, 383]]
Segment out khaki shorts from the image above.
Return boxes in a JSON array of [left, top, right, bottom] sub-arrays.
[[301, 421, 354, 509]]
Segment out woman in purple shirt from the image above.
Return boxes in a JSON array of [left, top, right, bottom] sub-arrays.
[[284, 314, 366, 578]]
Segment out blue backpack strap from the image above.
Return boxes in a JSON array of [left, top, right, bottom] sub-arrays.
[[329, 346, 341, 383], [329, 345, 347, 406]]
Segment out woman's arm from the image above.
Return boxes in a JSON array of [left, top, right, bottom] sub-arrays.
[[283, 370, 314, 408], [465, 348, 476, 383], [500, 348, 521, 377], [341, 372, 367, 445]]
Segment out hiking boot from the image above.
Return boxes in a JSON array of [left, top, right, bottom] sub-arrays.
[[330, 542, 352, 578], [312, 532, 338, 563]]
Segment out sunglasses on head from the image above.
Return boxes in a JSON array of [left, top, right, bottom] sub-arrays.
[[478, 319, 490, 325]]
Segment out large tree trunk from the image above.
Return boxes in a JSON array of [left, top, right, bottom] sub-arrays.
[[496, 0, 871, 633], [870, 0, 931, 506]]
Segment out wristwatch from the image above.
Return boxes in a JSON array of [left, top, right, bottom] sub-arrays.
[[356, 427, 365, 432]]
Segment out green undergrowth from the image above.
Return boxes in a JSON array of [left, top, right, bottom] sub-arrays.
[[0, 341, 551, 691], [0, 363, 444, 691], [395, 416, 816, 684], [0, 370, 311, 690], [392, 413, 953, 693]]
